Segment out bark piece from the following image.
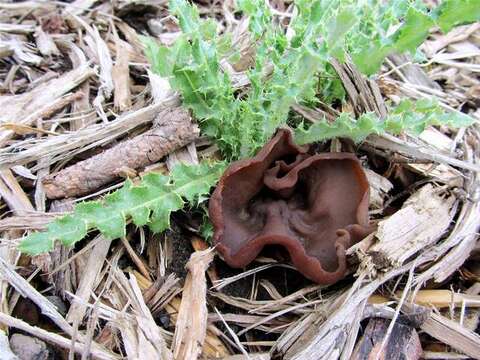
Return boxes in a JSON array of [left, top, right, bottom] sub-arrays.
[[0, 99, 178, 170], [368, 184, 455, 269], [351, 318, 422, 360], [43, 107, 199, 199], [172, 249, 214, 360], [364, 168, 393, 209], [148, 71, 200, 169]]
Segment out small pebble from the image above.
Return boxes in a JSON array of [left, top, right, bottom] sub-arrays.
[[10, 334, 50, 360]]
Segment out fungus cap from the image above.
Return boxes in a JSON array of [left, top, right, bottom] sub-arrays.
[[209, 129, 372, 284]]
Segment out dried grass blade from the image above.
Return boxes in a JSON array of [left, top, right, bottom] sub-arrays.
[[173, 248, 214, 360]]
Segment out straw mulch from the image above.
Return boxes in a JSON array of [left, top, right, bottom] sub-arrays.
[[0, 1, 479, 359]]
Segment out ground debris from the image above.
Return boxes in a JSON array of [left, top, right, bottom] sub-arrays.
[[9, 333, 50, 360], [0, 1, 479, 359], [367, 184, 456, 270], [172, 249, 214, 360], [43, 107, 198, 199], [351, 318, 422, 360]]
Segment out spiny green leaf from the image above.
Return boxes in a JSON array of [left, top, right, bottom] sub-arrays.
[[392, 7, 434, 53], [326, 5, 359, 61], [437, 0, 480, 33], [294, 100, 475, 145], [18, 232, 53, 255], [351, 43, 391, 76], [19, 162, 225, 255], [169, 0, 201, 34], [144, 0, 479, 158]]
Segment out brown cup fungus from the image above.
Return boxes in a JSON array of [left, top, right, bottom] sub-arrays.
[[209, 129, 372, 284]]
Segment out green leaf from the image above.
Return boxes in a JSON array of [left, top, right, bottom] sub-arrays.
[[169, 0, 201, 33], [392, 7, 434, 53], [437, 0, 480, 33], [18, 232, 53, 254], [144, 0, 480, 160], [326, 5, 359, 61], [352, 44, 391, 76], [295, 100, 475, 145], [19, 162, 225, 255]]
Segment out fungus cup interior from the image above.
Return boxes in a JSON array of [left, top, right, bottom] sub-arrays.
[[209, 129, 372, 284]]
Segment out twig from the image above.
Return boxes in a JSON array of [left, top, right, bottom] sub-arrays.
[[0, 312, 118, 360], [43, 107, 199, 199]]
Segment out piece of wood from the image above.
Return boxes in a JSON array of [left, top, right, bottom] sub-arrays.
[[42, 107, 199, 199], [0, 169, 34, 215], [351, 318, 422, 360], [418, 128, 454, 153], [34, 26, 59, 57], [369, 290, 480, 309], [149, 71, 200, 170], [413, 165, 480, 286], [421, 312, 480, 359], [364, 133, 480, 173], [406, 162, 464, 187], [367, 184, 455, 269], [0, 98, 178, 170], [0, 64, 93, 146], [172, 249, 214, 360], [0, 23, 35, 34], [66, 235, 112, 324], [387, 53, 442, 90], [112, 38, 132, 111], [364, 168, 393, 209]]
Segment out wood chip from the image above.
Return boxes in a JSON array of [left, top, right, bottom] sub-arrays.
[[421, 312, 480, 359], [364, 168, 393, 209], [112, 38, 132, 111], [367, 184, 456, 269], [66, 236, 112, 325], [351, 318, 422, 360], [172, 249, 214, 360], [0, 64, 93, 146]]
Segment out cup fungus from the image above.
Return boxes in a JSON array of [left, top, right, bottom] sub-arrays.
[[209, 128, 372, 284]]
